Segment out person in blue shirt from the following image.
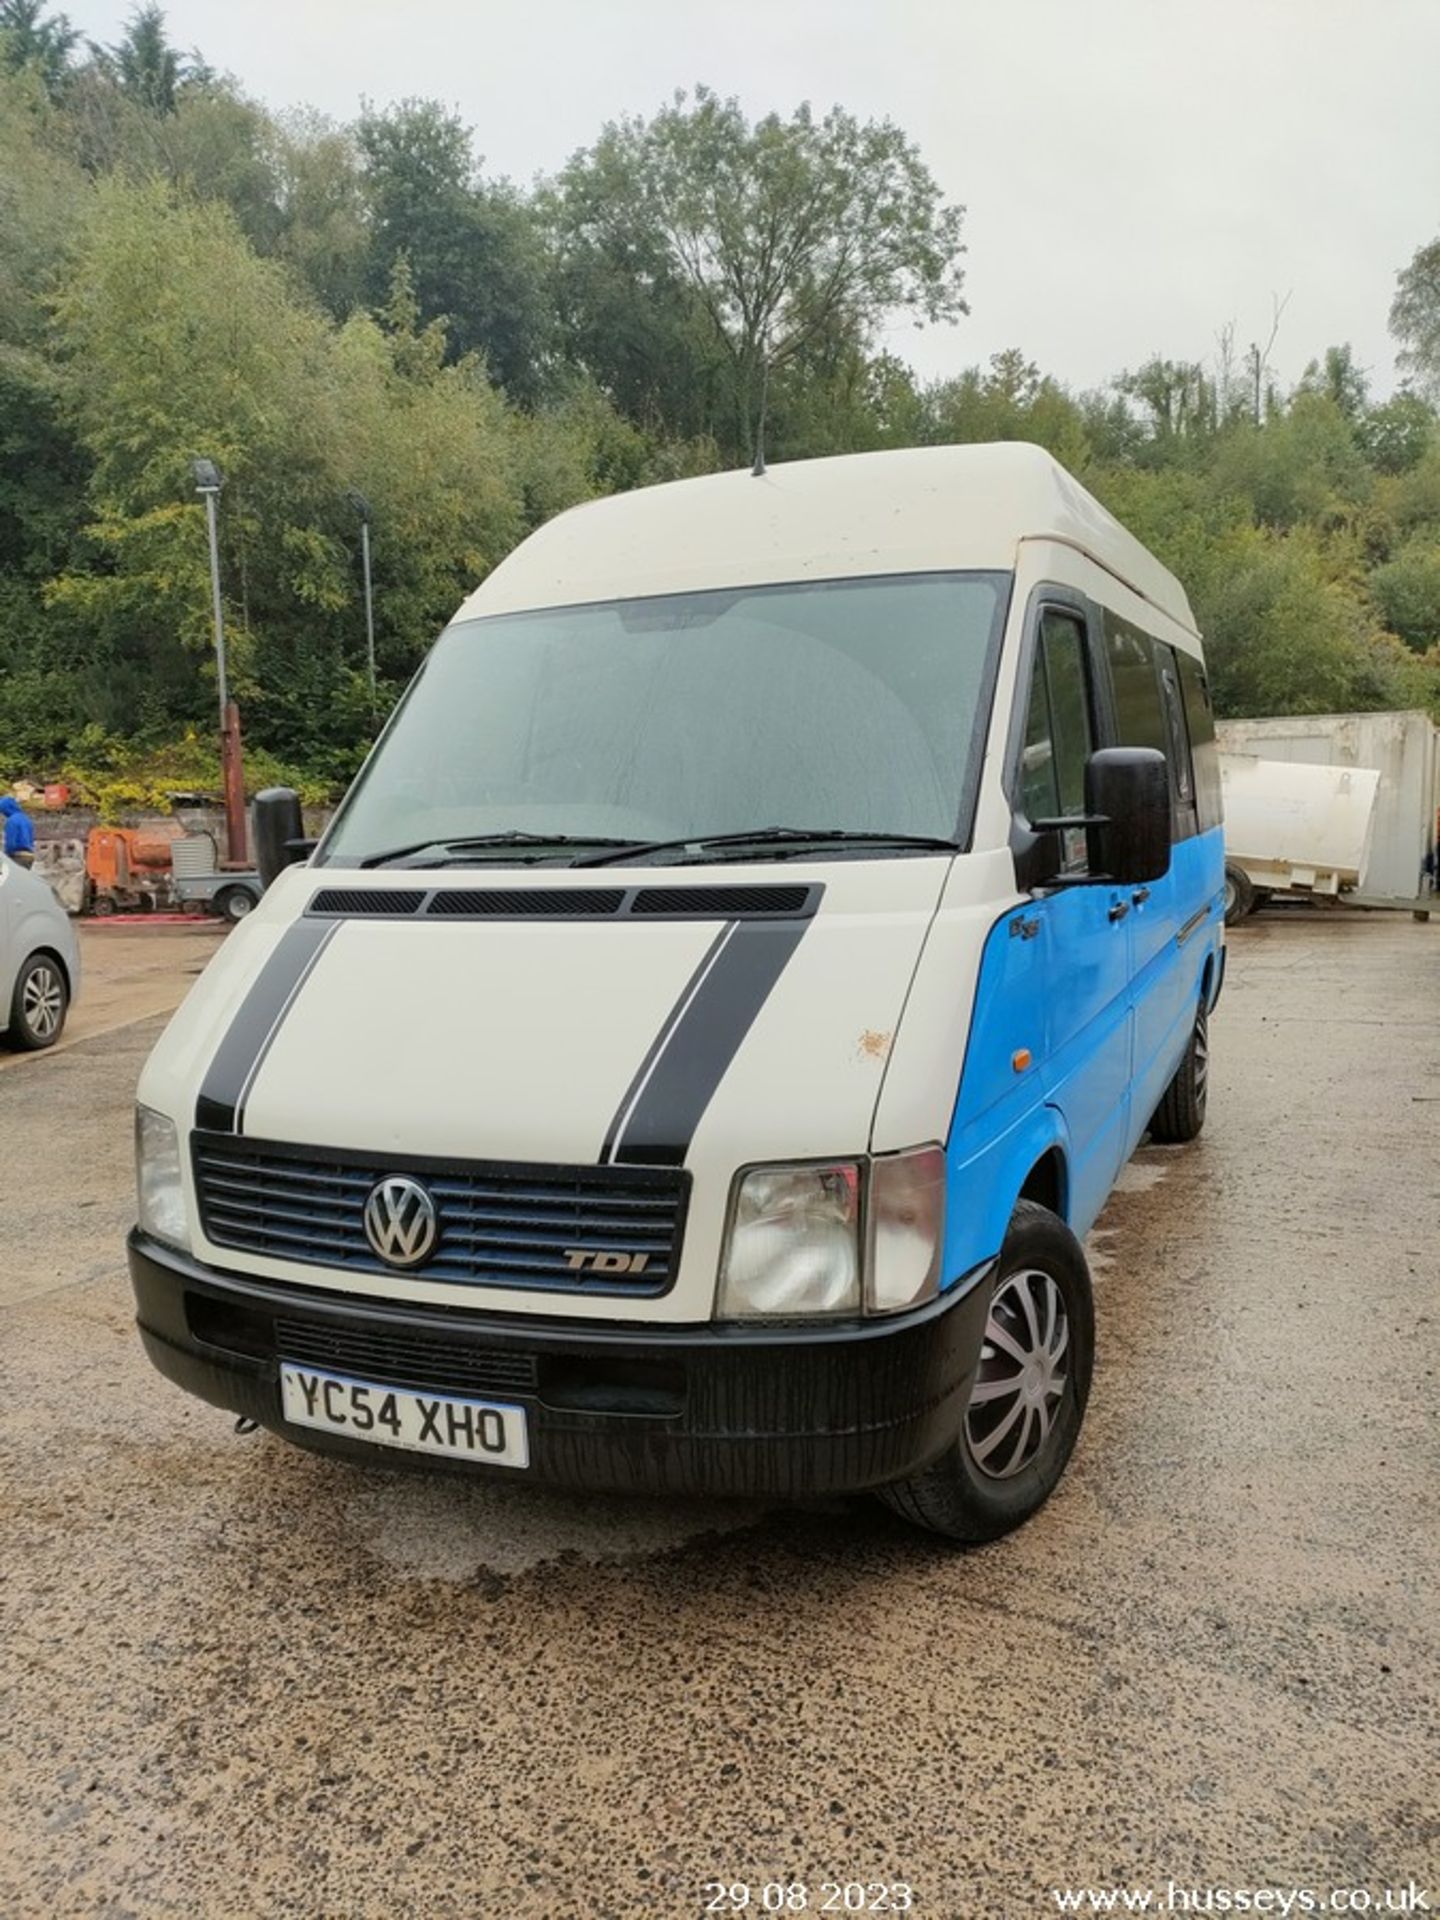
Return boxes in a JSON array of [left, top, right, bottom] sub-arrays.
[[0, 795, 36, 868]]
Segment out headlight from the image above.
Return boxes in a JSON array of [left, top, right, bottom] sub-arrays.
[[866, 1146, 946, 1314], [135, 1105, 190, 1249], [717, 1162, 861, 1319]]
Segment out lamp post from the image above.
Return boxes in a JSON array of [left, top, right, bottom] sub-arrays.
[[192, 458, 247, 867], [192, 458, 228, 728], [347, 489, 377, 722]]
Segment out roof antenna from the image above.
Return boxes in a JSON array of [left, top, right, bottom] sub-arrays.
[[750, 350, 770, 477]]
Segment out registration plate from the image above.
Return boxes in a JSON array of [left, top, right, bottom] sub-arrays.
[[280, 1363, 529, 1468]]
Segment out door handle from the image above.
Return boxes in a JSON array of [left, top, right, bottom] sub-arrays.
[[1108, 900, 1130, 923], [1132, 887, 1151, 906]]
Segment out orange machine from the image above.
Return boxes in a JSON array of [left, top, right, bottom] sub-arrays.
[[84, 827, 175, 914]]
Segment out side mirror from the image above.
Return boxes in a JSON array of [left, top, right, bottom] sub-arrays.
[[253, 787, 306, 889], [1086, 747, 1171, 884]]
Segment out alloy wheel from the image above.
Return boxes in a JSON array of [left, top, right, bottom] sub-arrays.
[[22, 962, 64, 1040]]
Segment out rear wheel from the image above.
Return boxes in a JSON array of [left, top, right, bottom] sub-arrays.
[[8, 952, 68, 1050], [1223, 863, 1255, 926], [1149, 1003, 1209, 1143], [877, 1200, 1094, 1543]]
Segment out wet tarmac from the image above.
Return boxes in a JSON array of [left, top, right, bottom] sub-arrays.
[[1, 911, 1436, 1917]]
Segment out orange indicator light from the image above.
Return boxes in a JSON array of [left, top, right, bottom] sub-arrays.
[[1012, 1048, 1032, 1073]]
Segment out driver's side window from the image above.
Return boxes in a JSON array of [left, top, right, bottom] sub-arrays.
[[1019, 610, 1095, 873]]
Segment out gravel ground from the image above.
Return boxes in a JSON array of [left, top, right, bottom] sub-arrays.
[[1, 910, 1436, 1918]]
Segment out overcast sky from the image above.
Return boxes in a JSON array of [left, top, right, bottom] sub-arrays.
[[60, 0, 1440, 399]]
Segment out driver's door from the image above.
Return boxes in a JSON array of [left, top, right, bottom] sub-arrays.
[[1017, 606, 1135, 1234]]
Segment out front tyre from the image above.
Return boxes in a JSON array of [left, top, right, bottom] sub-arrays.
[[1149, 1003, 1209, 1144], [877, 1200, 1094, 1543]]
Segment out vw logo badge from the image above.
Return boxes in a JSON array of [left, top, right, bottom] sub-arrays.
[[363, 1175, 439, 1269]]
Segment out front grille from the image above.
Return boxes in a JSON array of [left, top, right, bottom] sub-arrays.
[[274, 1316, 540, 1398], [192, 1132, 687, 1296]]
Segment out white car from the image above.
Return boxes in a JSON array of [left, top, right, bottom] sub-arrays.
[[1, 855, 79, 1049]]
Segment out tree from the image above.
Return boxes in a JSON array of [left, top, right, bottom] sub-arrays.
[[921, 351, 1092, 472], [1370, 540, 1440, 650], [0, 0, 78, 97], [553, 88, 966, 460], [1116, 358, 1217, 444], [356, 98, 553, 399], [97, 3, 189, 115], [1298, 343, 1369, 420], [1360, 390, 1434, 474], [1391, 237, 1440, 397], [544, 147, 731, 443], [270, 110, 369, 319]]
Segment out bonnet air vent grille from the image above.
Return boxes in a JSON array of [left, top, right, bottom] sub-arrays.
[[309, 888, 426, 917], [629, 885, 814, 918], [307, 883, 820, 920], [427, 888, 626, 918]]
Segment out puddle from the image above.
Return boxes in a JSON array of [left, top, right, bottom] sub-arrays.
[[339, 1473, 774, 1580]]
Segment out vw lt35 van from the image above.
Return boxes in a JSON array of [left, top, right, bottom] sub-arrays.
[[129, 443, 1224, 1540]]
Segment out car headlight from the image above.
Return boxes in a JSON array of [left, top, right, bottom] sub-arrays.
[[717, 1162, 861, 1319], [866, 1146, 946, 1314], [135, 1105, 190, 1249]]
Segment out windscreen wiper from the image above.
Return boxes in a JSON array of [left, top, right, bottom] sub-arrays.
[[573, 827, 962, 869], [357, 833, 637, 869]]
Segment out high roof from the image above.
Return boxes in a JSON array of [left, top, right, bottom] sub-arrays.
[[458, 442, 1197, 633]]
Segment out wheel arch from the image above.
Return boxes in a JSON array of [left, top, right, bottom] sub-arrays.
[[943, 1102, 1074, 1282], [1017, 1144, 1069, 1222], [23, 943, 72, 996]]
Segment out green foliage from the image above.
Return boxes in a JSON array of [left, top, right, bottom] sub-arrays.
[[55, 726, 332, 818], [1370, 540, 1440, 651], [95, 3, 190, 115], [0, 0, 78, 98], [922, 352, 1092, 470], [1362, 392, 1436, 477], [0, 13, 1436, 794]]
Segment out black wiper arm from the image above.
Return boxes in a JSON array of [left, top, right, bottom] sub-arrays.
[[573, 828, 961, 869], [358, 833, 635, 869]]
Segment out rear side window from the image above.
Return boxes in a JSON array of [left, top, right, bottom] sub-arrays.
[[1177, 650, 1223, 833], [1104, 615, 1168, 757], [1105, 613, 1208, 839]]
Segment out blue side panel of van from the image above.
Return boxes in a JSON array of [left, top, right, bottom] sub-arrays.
[[940, 826, 1226, 1291]]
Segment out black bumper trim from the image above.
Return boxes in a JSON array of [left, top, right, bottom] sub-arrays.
[[128, 1232, 993, 1498]]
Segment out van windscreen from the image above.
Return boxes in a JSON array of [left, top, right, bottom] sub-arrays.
[[320, 571, 1010, 866]]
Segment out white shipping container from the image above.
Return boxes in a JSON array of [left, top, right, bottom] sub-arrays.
[[1215, 710, 1440, 905]]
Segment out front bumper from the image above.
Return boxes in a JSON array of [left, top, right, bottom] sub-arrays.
[[128, 1232, 993, 1499]]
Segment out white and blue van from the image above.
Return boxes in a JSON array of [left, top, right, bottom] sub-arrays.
[[129, 444, 1224, 1540]]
